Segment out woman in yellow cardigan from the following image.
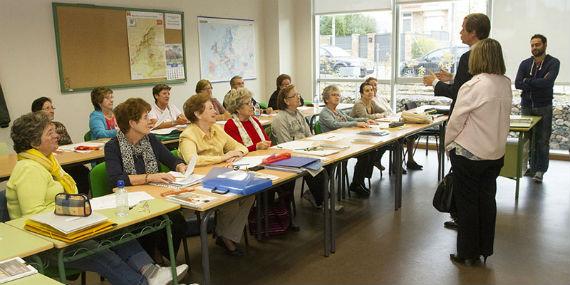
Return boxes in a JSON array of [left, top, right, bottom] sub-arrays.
[[6, 112, 187, 285], [178, 93, 252, 256]]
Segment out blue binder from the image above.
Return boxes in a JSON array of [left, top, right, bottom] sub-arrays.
[[202, 167, 272, 196]]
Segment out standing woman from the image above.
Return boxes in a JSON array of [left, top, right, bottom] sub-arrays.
[[319, 85, 376, 196], [89, 87, 117, 140], [445, 38, 511, 265], [31, 97, 90, 195], [195, 79, 231, 120], [179, 93, 252, 256]]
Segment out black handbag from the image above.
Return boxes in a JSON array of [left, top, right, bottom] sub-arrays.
[[433, 171, 454, 213]]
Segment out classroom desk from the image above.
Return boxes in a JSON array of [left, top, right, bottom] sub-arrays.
[[6, 273, 64, 285], [0, 149, 104, 182], [501, 115, 541, 199], [0, 223, 53, 261], [6, 199, 182, 284], [125, 162, 312, 285]]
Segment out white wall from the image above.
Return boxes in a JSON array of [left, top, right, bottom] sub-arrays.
[[0, 0, 273, 149]]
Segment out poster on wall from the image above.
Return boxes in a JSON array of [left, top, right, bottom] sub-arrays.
[[126, 11, 167, 80], [197, 16, 256, 83]]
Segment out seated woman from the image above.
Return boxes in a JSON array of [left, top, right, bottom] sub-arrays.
[[104, 98, 188, 264], [195, 79, 231, 121], [350, 82, 386, 119], [270, 85, 329, 209], [148, 84, 188, 129], [364, 77, 423, 171], [31, 97, 90, 195], [319, 85, 376, 196], [89, 87, 118, 140], [179, 93, 252, 256], [267, 74, 304, 110], [223, 88, 271, 152], [6, 112, 187, 285], [223, 88, 299, 228]]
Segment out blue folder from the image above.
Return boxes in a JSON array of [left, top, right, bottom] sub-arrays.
[[269, 156, 321, 170], [202, 167, 272, 196]]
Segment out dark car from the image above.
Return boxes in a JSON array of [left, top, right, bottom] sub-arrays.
[[400, 46, 469, 77], [320, 45, 374, 77]]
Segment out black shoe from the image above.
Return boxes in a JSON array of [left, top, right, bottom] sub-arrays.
[[406, 161, 423, 170], [373, 161, 385, 171], [444, 220, 458, 230], [450, 254, 481, 266], [349, 183, 370, 196], [215, 237, 244, 256], [289, 223, 301, 232]]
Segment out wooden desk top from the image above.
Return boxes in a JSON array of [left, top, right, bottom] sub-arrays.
[[6, 273, 64, 285], [6, 199, 180, 249], [0, 223, 53, 260]]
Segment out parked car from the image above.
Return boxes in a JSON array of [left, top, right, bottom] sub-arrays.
[[400, 46, 469, 77], [320, 45, 374, 77]]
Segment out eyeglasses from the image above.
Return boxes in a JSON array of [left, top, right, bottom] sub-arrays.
[[241, 100, 254, 106], [286, 93, 301, 99]]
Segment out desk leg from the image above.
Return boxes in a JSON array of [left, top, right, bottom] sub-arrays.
[[199, 210, 215, 285], [328, 165, 337, 254], [57, 249, 67, 283], [515, 132, 524, 200], [322, 166, 331, 257], [163, 214, 178, 285], [438, 122, 446, 180], [394, 139, 404, 210]]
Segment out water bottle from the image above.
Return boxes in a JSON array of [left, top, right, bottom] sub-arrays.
[[254, 102, 261, 116], [115, 180, 129, 217]]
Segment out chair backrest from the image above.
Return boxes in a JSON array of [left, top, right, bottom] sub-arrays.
[[83, 131, 92, 142], [89, 162, 111, 198], [304, 100, 314, 107], [313, 121, 322, 135], [0, 190, 11, 222], [404, 101, 418, 111], [258, 101, 268, 109]]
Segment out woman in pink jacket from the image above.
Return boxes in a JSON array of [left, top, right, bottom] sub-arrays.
[[445, 38, 512, 265]]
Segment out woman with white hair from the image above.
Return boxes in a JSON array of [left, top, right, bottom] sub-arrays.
[[223, 88, 271, 151], [320, 85, 376, 196]]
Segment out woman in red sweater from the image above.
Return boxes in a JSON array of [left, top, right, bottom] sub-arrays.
[[223, 88, 300, 232], [223, 88, 271, 151]]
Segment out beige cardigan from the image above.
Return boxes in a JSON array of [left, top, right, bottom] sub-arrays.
[[445, 73, 512, 160]]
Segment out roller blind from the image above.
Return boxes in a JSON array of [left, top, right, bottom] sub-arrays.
[[314, 0, 391, 14]]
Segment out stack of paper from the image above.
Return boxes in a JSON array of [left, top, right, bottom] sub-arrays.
[[510, 115, 532, 128], [152, 155, 203, 189], [25, 212, 115, 242], [0, 257, 38, 283], [90, 191, 155, 210], [165, 192, 218, 208]]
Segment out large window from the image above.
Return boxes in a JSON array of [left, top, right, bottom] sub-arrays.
[[315, 11, 392, 102]]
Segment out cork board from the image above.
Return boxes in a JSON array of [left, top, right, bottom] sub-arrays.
[[53, 3, 186, 93]]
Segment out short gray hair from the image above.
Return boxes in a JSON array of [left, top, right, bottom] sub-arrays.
[[321, 85, 340, 104], [224, 88, 253, 114], [11, 112, 51, 153]]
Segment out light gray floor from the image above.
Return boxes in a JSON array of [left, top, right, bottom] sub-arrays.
[[82, 150, 570, 285]]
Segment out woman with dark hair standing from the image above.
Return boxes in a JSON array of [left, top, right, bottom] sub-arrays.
[[446, 38, 511, 265], [31, 97, 90, 195]]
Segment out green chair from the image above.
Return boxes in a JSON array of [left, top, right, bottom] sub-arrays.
[[313, 121, 322, 134], [258, 101, 268, 109], [83, 131, 92, 142], [89, 162, 111, 197], [304, 100, 314, 107]]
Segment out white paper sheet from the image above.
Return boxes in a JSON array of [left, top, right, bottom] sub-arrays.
[[271, 140, 315, 151], [232, 155, 270, 169], [58, 142, 105, 152], [90, 191, 155, 211]]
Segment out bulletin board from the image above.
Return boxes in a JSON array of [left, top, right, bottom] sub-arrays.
[[52, 3, 187, 93]]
